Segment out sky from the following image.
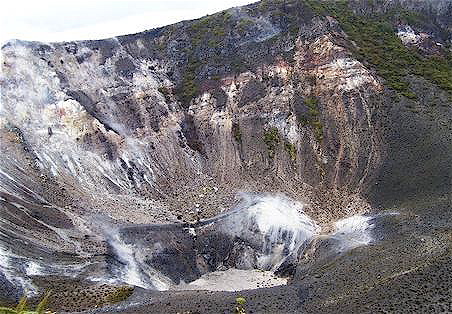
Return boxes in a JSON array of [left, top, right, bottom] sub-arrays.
[[0, 0, 256, 45]]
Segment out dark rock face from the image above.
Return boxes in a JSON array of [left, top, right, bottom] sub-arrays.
[[237, 79, 266, 107], [180, 114, 204, 154], [0, 272, 22, 304], [0, 0, 452, 312], [211, 88, 228, 110]]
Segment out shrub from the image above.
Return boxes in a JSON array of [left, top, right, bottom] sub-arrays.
[[306, 0, 452, 95], [296, 95, 323, 142], [235, 296, 246, 314], [263, 127, 280, 158], [237, 18, 254, 34], [284, 142, 297, 161]]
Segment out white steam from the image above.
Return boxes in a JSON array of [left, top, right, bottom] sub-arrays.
[[108, 232, 150, 289], [97, 220, 171, 290], [331, 214, 374, 252], [224, 194, 320, 270]]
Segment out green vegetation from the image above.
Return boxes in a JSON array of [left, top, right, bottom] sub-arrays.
[[158, 86, 172, 102], [234, 296, 246, 314], [297, 96, 323, 142], [237, 18, 254, 34], [263, 127, 280, 158], [0, 292, 53, 314], [33, 293, 50, 314], [157, 86, 170, 95], [284, 142, 297, 161], [306, 0, 452, 96], [177, 0, 308, 104], [312, 120, 324, 142], [189, 12, 231, 46], [176, 0, 452, 105], [104, 286, 134, 304], [177, 58, 200, 106], [0, 286, 133, 314], [272, 8, 300, 36], [190, 13, 231, 45], [177, 12, 234, 104], [177, 11, 236, 104], [231, 56, 247, 73]]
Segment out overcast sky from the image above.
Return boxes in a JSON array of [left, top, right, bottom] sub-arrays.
[[0, 0, 256, 45]]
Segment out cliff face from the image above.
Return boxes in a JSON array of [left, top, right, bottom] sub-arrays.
[[0, 0, 451, 312], [1, 2, 385, 224]]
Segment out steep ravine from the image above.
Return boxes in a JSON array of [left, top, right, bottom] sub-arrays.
[[1, 0, 452, 313]]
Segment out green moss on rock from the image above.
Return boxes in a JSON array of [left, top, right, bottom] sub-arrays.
[[263, 127, 280, 158], [296, 96, 324, 142], [284, 142, 297, 161]]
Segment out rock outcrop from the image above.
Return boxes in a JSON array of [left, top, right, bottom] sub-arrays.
[[0, 0, 451, 312]]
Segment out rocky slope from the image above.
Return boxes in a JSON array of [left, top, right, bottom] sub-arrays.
[[0, 0, 451, 312]]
